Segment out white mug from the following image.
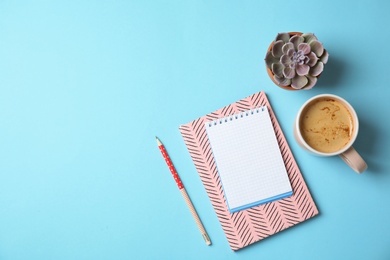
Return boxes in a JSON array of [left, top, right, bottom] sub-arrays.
[[294, 94, 367, 173]]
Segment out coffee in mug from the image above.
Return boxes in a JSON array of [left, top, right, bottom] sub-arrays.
[[294, 94, 367, 173], [299, 97, 354, 153]]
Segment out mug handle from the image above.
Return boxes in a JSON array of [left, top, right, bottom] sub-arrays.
[[339, 147, 368, 174]]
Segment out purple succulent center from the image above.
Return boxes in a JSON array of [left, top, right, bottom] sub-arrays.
[[292, 50, 306, 65]]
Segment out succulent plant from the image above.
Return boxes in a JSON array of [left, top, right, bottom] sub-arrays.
[[265, 32, 329, 90]]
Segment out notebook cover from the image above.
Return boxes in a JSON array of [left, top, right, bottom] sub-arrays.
[[179, 91, 318, 251]]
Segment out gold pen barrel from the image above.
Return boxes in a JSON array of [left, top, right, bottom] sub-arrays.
[[180, 188, 211, 246]]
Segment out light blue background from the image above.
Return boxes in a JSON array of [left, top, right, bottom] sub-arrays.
[[1, 1, 389, 259]]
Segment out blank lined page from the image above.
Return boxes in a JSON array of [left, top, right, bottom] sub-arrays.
[[205, 106, 292, 213]]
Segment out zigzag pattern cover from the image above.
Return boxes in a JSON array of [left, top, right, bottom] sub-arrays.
[[179, 91, 318, 251]]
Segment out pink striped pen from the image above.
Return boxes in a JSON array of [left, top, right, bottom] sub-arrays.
[[156, 137, 211, 246]]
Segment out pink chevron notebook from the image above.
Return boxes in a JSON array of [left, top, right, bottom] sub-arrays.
[[179, 91, 318, 251]]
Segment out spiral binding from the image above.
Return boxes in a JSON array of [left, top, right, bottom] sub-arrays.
[[207, 106, 266, 127]]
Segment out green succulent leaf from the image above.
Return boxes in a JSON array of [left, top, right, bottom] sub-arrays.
[[307, 52, 318, 67], [272, 63, 284, 78], [282, 42, 294, 54], [280, 54, 292, 66], [298, 43, 311, 55], [283, 66, 296, 79], [320, 49, 329, 64], [303, 74, 318, 90], [310, 61, 324, 76], [291, 75, 308, 89], [289, 35, 304, 50], [274, 75, 291, 86], [275, 33, 290, 43], [302, 33, 318, 44], [272, 40, 284, 58], [265, 52, 279, 69], [309, 40, 324, 57], [296, 64, 310, 76], [287, 48, 295, 57]]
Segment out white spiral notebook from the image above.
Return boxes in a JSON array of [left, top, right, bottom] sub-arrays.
[[205, 106, 293, 213]]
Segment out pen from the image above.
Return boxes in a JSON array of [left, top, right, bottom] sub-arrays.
[[156, 137, 211, 246]]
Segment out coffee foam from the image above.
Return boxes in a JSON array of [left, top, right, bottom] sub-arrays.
[[300, 98, 354, 153]]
